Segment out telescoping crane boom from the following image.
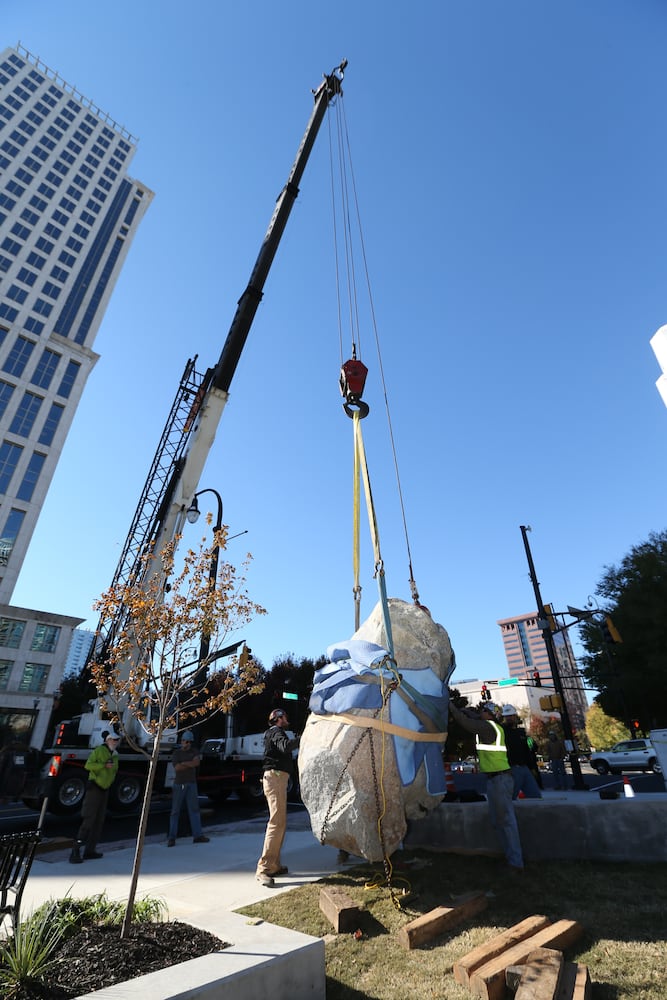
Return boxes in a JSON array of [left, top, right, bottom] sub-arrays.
[[94, 61, 347, 665]]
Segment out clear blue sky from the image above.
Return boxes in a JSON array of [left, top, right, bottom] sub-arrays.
[[5, 2, 667, 688]]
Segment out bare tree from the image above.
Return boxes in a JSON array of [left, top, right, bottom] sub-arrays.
[[89, 523, 265, 937]]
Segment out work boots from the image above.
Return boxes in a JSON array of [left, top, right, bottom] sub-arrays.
[[69, 840, 84, 864]]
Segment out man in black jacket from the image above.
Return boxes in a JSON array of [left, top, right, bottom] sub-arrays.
[[255, 709, 298, 887]]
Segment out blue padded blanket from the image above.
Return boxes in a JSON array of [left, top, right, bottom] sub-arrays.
[[309, 639, 450, 796]]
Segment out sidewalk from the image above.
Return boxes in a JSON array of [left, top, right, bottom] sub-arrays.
[[21, 812, 341, 922]]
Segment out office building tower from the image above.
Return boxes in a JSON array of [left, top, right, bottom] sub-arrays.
[[63, 626, 94, 676], [497, 612, 588, 730], [0, 43, 153, 601]]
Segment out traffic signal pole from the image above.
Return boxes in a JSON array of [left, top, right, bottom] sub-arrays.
[[519, 526, 587, 791]]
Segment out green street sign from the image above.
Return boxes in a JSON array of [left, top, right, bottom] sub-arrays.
[[283, 691, 298, 700], [498, 678, 519, 686]]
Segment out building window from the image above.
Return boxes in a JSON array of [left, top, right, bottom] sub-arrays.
[[0, 617, 26, 647], [3, 336, 36, 378], [3, 337, 36, 378], [0, 305, 19, 323], [9, 391, 42, 437], [19, 663, 49, 693], [16, 450, 45, 502], [16, 267, 38, 286], [0, 382, 14, 420], [0, 509, 26, 565], [24, 317, 44, 335], [33, 298, 53, 317], [0, 441, 23, 494], [56, 359, 79, 399], [31, 348, 60, 390], [0, 659, 12, 690], [41, 281, 61, 301], [7, 285, 28, 304], [38, 402, 64, 446], [31, 623, 61, 653]]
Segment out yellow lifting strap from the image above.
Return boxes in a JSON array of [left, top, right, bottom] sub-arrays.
[[352, 411, 393, 653], [308, 712, 447, 743]]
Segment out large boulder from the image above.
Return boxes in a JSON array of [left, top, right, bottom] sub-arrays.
[[299, 598, 455, 861]]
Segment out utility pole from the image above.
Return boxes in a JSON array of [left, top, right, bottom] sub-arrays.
[[520, 526, 587, 791]]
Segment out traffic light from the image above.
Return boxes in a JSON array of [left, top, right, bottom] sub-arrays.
[[631, 718, 640, 732], [480, 684, 492, 701], [600, 616, 622, 645], [533, 671, 542, 687], [238, 645, 253, 670], [544, 604, 558, 632]]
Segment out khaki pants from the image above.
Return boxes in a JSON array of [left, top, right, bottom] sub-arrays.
[[256, 769, 289, 877]]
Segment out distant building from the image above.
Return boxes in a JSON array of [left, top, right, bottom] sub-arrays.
[[0, 44, 151, 747], [0, 603, 83, 747], [64, 627, 94, 675], [0, 43, 152, 602], [497, 612, 588, 731]]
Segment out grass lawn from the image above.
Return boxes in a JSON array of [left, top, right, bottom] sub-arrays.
[[237, 850, 666, 999]]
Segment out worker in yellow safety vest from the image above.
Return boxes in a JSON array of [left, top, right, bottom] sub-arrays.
[[448, 699, 524, 874]]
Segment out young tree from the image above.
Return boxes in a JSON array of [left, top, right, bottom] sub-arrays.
[[585, 702, 629, 751], [89, 525, 265, 937]]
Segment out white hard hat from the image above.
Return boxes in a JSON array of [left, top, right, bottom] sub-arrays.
[[501, 704, 518, 717]]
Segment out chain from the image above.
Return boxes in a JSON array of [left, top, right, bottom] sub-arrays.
[[319, 720, 374, 846]]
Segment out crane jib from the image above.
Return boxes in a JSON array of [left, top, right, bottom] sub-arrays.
[[212, 60, 346, 395]]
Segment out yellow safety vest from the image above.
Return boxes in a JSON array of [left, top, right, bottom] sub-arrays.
[[476, 721, 510, 773]]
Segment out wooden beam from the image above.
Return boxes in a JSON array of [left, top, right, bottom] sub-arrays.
[[514, 948, 564, 1000], [397, 892, 487, 950], [453, 915, 552, 987], [319, 886, 362, 933], [557, 962, 592, 1000], [470, 919, 584, 1000]]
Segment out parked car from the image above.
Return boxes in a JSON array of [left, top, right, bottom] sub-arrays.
[[450, 757, 477, 773], [589, 739, 662, 775]]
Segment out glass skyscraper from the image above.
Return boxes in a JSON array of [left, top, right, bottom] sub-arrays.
[[0, 43, 152, 601]]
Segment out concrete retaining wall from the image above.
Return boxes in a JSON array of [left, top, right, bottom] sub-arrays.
[[76, 912, 325, 1000], [404, 795, 667, 862]]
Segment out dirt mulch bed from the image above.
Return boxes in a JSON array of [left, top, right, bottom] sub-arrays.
[[11, 921, 228, 999]]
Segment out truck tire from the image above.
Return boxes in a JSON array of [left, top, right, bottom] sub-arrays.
[[593, 761, 609, 775], [238, 776, 264, 804], [650, 758, 662, 774], [109, 774, 144, 812], [50, 771, 87, 815], [287, 774, 301, 803], [207, 789, 230, 803]]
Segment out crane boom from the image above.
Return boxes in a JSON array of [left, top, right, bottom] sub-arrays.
[[94, 61, 346, 662]]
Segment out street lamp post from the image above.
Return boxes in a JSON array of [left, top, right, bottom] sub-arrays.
[[519, 525, 587, 791], [186, 488, 224, 683]]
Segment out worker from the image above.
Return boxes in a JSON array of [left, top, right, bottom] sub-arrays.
[[168, 731, 210, 846], [500, 704, 542, 799], [255, 709, 299, 887], [448, 699, 524, 874], [69, 729, 120, 864]]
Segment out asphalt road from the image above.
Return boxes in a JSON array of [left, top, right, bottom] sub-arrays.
[[451, 764, 666, 796], [1, 766, 663, 845], [0, 792, 274, 844]]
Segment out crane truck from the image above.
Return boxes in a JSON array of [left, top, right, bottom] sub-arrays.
[[18, 61, 346, 817]]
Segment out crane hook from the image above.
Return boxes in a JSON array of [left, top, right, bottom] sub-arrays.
[[340, 356, 369, 419]]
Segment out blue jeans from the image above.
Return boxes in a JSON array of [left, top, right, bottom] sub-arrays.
[[169, 782, 203, 839], [550, 758, 567, 789], [485, 771, 524, 869], [511, 764, 542, 799]]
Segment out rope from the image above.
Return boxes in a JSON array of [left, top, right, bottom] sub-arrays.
[[338, 101, 421, 607]]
